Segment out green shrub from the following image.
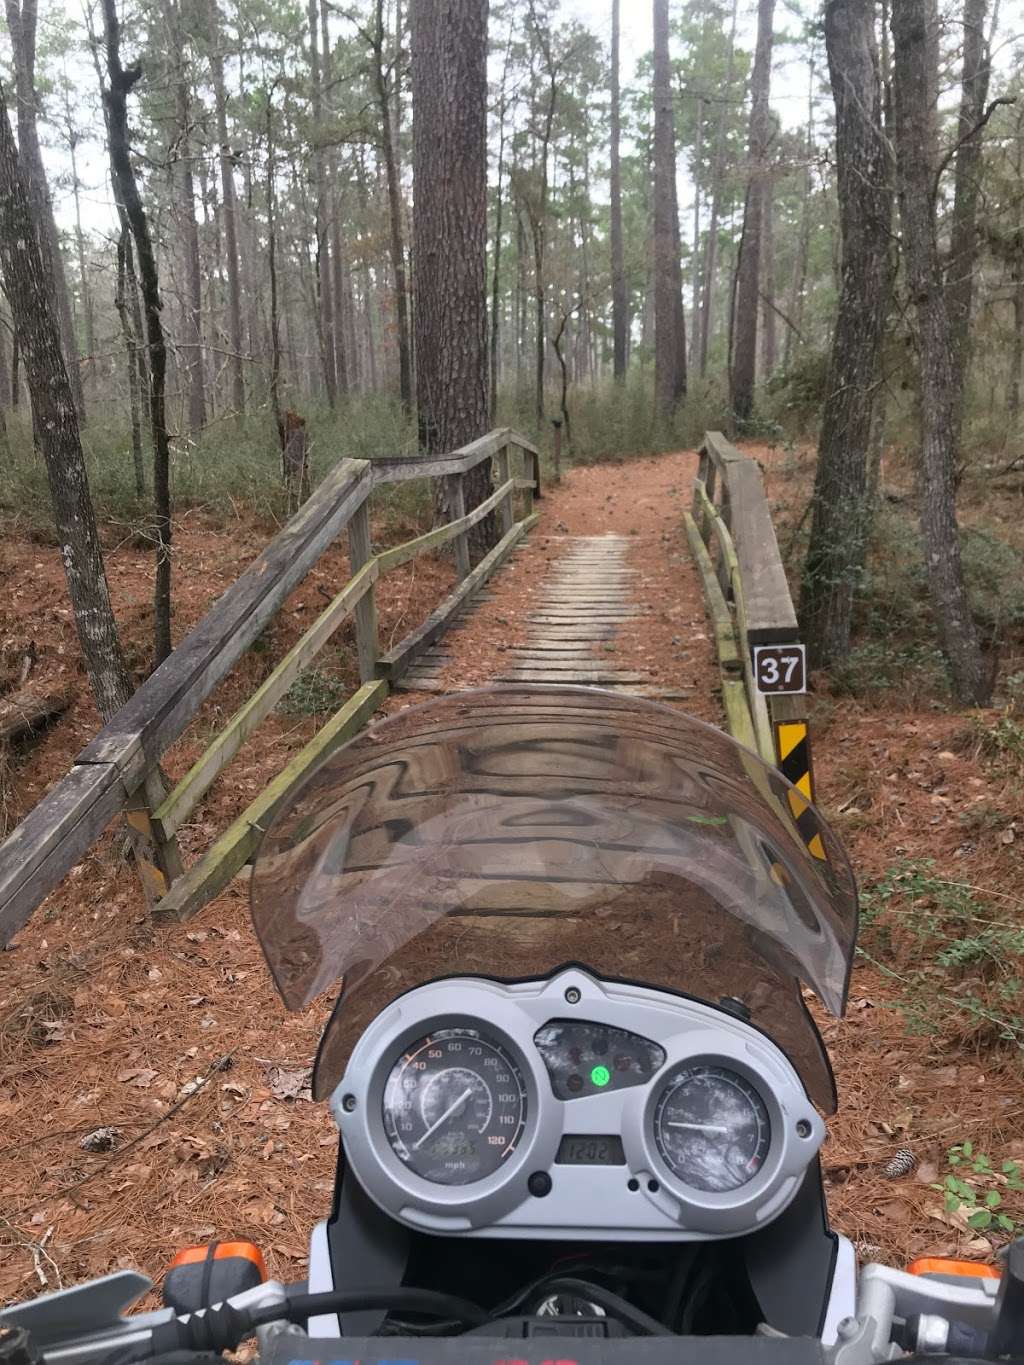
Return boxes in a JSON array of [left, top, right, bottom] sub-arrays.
[[933, 1142, 1024, 1236], [859, 859, 1024, 1049], [282, 666, 353, 717], [829, 504, 1024, 701]]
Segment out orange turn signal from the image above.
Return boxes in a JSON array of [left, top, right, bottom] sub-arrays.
[[163, 1240, 269, 1313], [907, 1257, 1001, 1281]]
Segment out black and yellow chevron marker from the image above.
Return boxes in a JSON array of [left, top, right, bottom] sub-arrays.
[[775, 720, 826, 861]]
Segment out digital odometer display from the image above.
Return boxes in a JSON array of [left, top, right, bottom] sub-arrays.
[[382, 1028, 527, 1185], [555, 1134, 626, 1166]]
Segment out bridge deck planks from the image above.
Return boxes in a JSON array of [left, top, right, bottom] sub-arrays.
[[396, 532, 675, 698]]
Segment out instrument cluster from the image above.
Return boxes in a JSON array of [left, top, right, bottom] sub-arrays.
[[334, 969, 825, 1241]]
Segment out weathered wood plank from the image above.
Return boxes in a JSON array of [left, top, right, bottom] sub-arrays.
[[79, 458, 373, 780], [368, 428, 539, 487], [153, 560, 380, 840], [0, 762, 128, 946], [703, 430, 749, 477], [375, 478, 516, 573], [723, 457, 798, 645], [446, 473, 471, 580], [500, 671, 650, 684], [153, 680, 388, 922], [377, 514, 539, 680], [348, 500, 379, 684], [721, 678, 759, 753], [494, 445, 515, 537], [683, 510, 739, 669]]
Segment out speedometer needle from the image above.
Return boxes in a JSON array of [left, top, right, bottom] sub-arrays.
[[413, 1088, 474, 1150], [666, 1122, 730, 1133]]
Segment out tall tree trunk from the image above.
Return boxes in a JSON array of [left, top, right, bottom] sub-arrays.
[[0, 320, 10, 411], [374, 0, 413, 409], [515, 201, 526, 385], [610, 0, 628, 381], [891, 0, 992, 704], [0, 83, 131, 719], [115, 223, 147, 498], [308, 0, 337, 408], [652, 0, 686, 421], [411, 0, 492, 552], [266, 97, 287, 466], [101, 0, 173, 667], [947, 0, 992, 446], [323, 2, 349, 397], [1010, 109, 1024, 418], [489, 24, 513, 421], [784, 57, 815, 372], [800, 0, 892, 668], [690, 94, 704, 372], [760, 172, 776, 379], [1011, 273, 1024, 418], [206, 0, 245, 414], [330, 189, 351, 396], [5, 0, 86, 423], [699, 0, 739, 377], [730, 0, 775, 422], [170, 7, 207, 438], [66, 125, 96, 393]]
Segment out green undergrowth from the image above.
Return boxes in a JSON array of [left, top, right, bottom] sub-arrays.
[[958, 710, 1024, 777], [859, 859, 1024, 1051], [934, 1143, 1024, 1237], [826, 504, 1024, 702], [494, 370, 734, 466], [0, 378, 739, 539], [282, 664, 355, 717], [0, 395, 420, 536]]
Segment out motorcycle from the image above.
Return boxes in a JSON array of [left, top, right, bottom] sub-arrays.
[[3, 686, 1022, 1365]]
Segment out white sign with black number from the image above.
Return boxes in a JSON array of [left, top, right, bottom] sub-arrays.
[[752, 644, 807, 696]]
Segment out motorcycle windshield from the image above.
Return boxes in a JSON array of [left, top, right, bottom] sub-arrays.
[[250, 688, 857, 1109]]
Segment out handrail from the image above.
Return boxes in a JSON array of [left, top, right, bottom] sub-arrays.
[[0, 427, 542, 943], [686, 431, 821, 859]]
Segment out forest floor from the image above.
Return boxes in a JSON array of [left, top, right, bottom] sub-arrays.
[[1, 445, 1024, 1306]]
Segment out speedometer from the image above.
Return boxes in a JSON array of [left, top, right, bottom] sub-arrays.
[[382, 1028, 527, 1185], [653, 1064, 771, 1192]]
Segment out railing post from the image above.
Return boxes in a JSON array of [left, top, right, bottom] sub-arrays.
[[126, 767, 184, 904], [446, 473, 471, 579], [494, 443, 515, 536], [347, 498, 379, 682]]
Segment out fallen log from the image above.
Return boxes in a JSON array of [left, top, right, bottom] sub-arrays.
[[0, 687, 73, 745]]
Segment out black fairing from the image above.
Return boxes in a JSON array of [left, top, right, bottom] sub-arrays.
[[325, 1149, 838, 1339]]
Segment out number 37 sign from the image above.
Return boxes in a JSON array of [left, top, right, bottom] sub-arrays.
[[752, 644, 807, 696]]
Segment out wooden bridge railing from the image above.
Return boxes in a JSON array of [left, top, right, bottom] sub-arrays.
[[0, 428, 541, 944], [683, 432, 820, 853]]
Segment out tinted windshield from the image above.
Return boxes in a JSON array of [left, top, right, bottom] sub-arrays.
[[250, 687, 857, 1108]]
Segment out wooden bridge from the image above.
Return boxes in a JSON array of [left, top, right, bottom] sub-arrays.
[[0, 430, 813, 945]]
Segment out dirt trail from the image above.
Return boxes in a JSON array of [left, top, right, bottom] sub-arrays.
[[0, 447, 1019, 1303]]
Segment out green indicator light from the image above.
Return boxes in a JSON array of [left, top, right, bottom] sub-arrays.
[[590, 1065, 611, 1088]]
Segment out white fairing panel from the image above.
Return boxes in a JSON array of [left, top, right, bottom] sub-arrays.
[[821, 1234, 856, 1345], [307, 1219, 340, 1338]]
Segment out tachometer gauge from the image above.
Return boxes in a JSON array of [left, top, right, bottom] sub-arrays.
[[653, 1065, 771, 1193], [382, 1028, 527, 1185]]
